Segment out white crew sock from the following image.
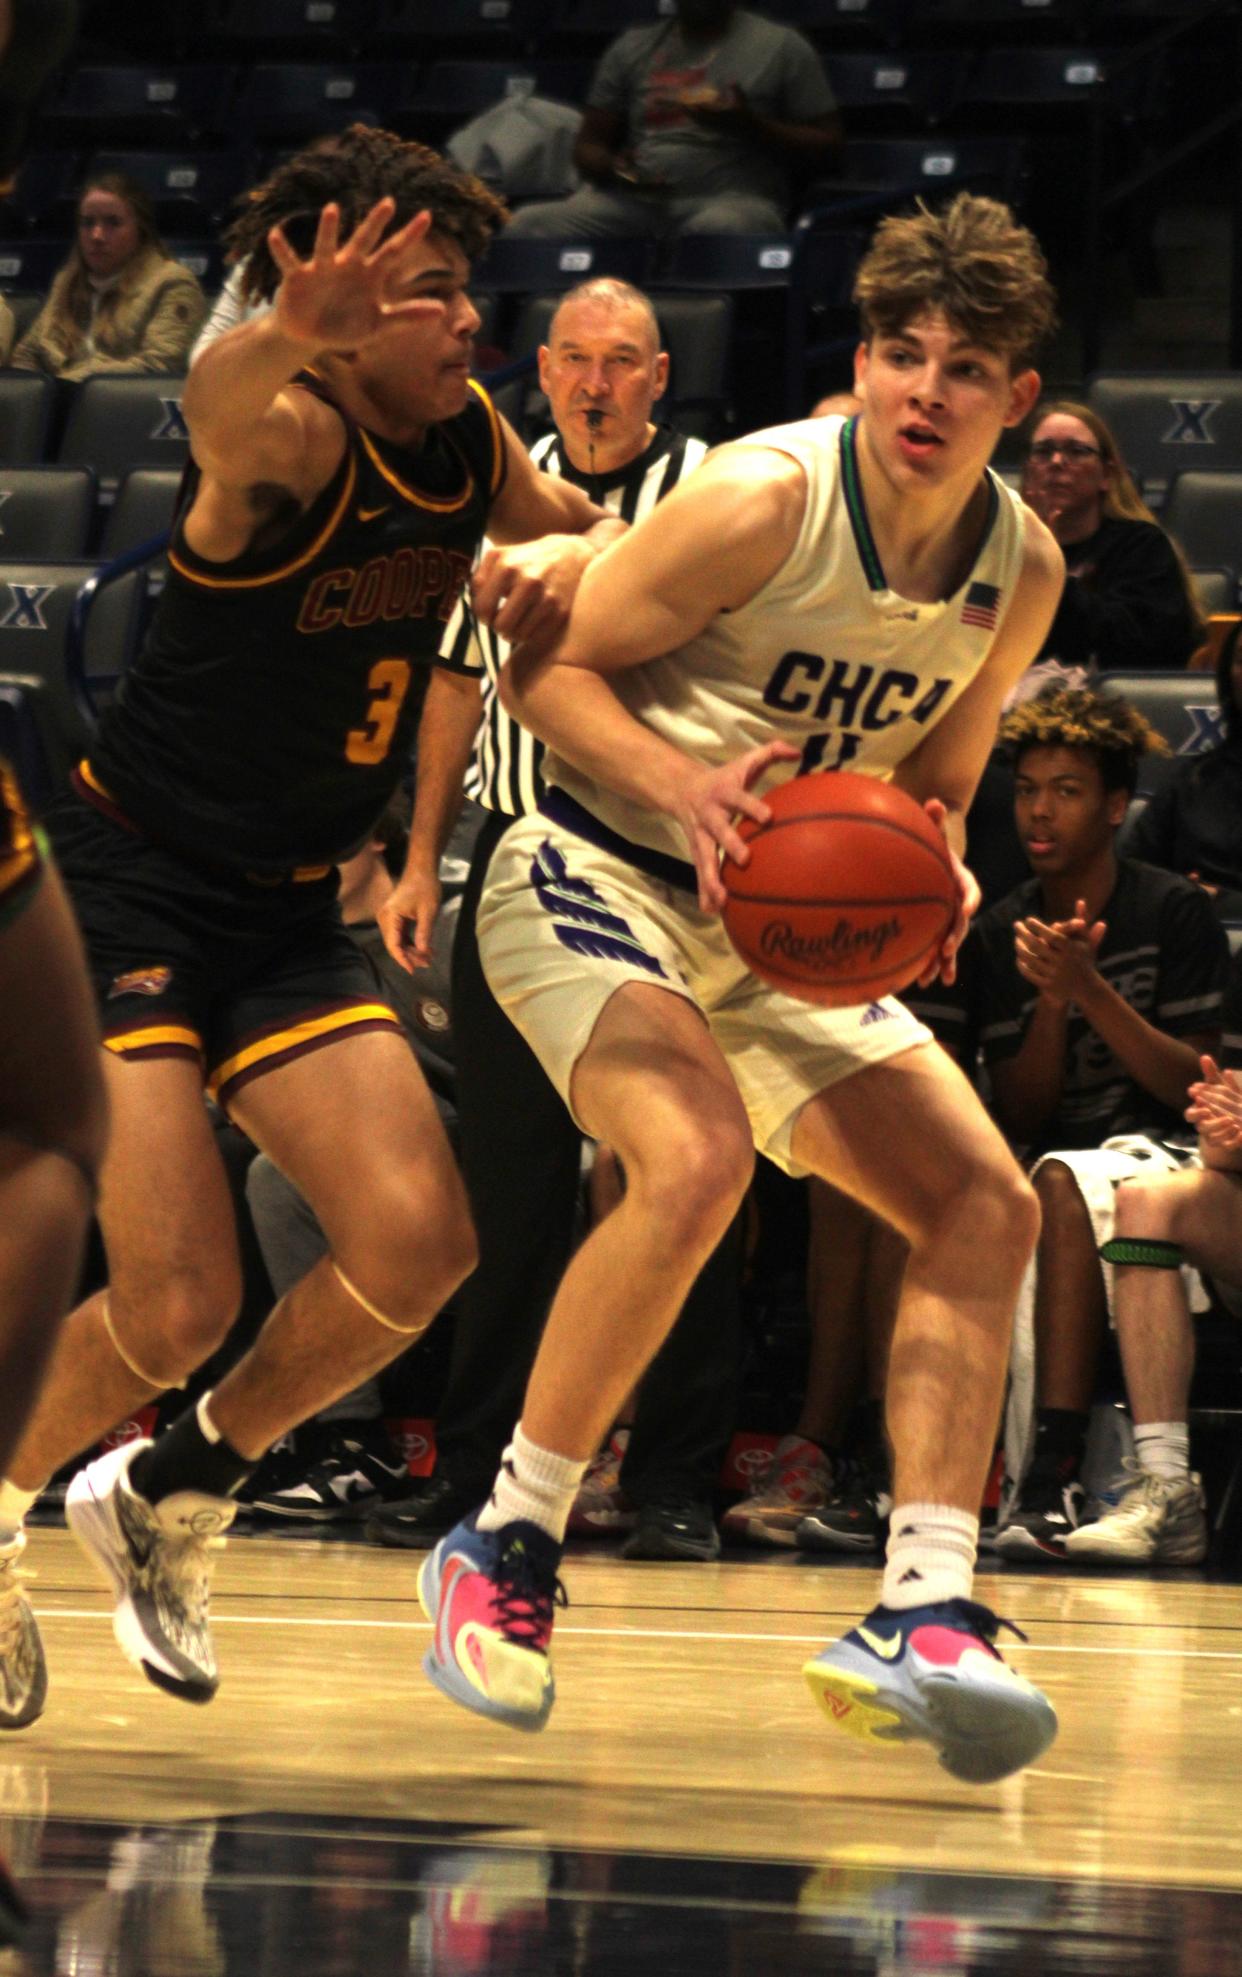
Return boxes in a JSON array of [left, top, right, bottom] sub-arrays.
[[0, 1479, 40, 1545], [476, 1422, 588, 1544], [881, 1501, 978, 1610], [1134, 1421, 1191, 1483]]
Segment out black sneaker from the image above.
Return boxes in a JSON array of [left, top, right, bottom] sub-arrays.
[[795, 1452, 892, 1554], [248, 1422, 408, 1523], [234, 1422, 334, 1514], [992, 1457, 1085, 1561], [365, 1470, 485, 1550], [619, 1493, 721, 1562]]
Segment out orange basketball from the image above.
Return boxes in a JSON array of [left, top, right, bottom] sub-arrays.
[[720, 771, 957, 1008]]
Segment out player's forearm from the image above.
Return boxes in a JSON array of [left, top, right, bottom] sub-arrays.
[[991, 999, 1070, 1139], [181, 311, 311, 454], [1075, 975, 1209, 1110], [500, 658, 696, 813], [406, 670, 482, 873]]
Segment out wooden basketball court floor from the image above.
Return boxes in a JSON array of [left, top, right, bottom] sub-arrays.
[[2, 1522, 1242, 1975]]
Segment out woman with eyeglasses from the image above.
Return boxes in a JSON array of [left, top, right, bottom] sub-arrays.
[[1019, 399, 1203, 675]]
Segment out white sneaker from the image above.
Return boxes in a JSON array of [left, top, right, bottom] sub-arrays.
[[1063, 1463, 1208, 1565], [65, 1441, 235, 1703], [0, 1533, 46, 1730]]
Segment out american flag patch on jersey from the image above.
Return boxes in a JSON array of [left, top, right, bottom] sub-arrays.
[[961, 580, 1001, 630]]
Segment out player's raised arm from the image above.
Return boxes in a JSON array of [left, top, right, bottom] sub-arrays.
[[183, 198, 437, 489]]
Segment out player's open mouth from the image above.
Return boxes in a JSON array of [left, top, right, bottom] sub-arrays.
[[897, 424, 944, 458], [1026, 837, 1056, 855]]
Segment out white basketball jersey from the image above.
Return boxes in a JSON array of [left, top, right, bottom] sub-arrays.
[[548, 414, 1028, 863]]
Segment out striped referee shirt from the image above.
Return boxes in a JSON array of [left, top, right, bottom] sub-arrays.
[[438, 424, 709, 818]]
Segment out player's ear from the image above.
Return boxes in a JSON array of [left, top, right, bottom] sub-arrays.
[[1003, 367, 1041, 429], [651, 350, 670, 402], [852, 340, 869, 393], [536, 345, 552, 394]]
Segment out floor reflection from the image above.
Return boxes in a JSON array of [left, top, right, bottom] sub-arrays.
[[0, 1791, 1239, 1976]]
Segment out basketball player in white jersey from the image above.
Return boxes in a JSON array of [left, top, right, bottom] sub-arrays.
[[420, 193, 1065, 1783]]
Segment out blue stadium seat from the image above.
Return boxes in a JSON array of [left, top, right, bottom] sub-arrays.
[[811, 135, 1028, 211], [381, 0, 562, 49], [402, 59, 593, 133], [102, 470, 182, 561], [205, 0, 380, 55], [0, 560, 145, 772], [86, 150, 256, 238], [164, 239, 227, 294], [0, 469, 96, 559], [1, 292, 42, 343], [57, 377, 192, 506], [0, 236, 70, 294], [0, 152, 82, 234], [554, 0, 677, 47], [1095, 668, 1225, 797], [957, 45, 1121, 119], [659, 233, 795, 290], [821, 51, 966, 130], [232, 62, 402, 142], [42, 65, 238, 146], [472, 234, 654, 294], [1087, 374, 1242, 503], [1160, 472, 1242, 578], [0, 376, 57, 464]]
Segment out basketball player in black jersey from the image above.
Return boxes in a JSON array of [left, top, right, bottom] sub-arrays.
[[0, 126, 622, 1728]]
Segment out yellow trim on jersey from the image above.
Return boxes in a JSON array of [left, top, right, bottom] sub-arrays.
[[166, 454, 358, 591], [468, 378, 505, 496], [359, 428, 474, 514], [207, 1002, 401, 1097], [104, 1025, 203, 1054]]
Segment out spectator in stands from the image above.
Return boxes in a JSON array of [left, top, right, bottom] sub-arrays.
[[369, 278, 741, 1564], [1125, 619, 1242, 919], [505, 0, 839, 242], [974, 690, 1229, 1560], [9, 171, 205, 381], [1062, 972, 1242, 1567], [1020, 400, 1203, 679]]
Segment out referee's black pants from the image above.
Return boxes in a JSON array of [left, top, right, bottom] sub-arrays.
[[438, 808, 744, 1504]]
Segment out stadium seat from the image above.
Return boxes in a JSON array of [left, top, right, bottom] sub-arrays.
[[812, 135, 1028, 210], [382, 0, 562, 50], [472, 234, 654, 294], [0, 468, 96, 559], [0, 376, 58, 466], [0, 236, 70, 293], [102, 469, 182, 560], [164, 239, 227, 294], [821, 51, 966, 130], [0, 152, 82, 233], [1095, 667, 1225, 796], [205, 0, 380, 55], [555, 0, 678, 47], [1087, 375, 1242, 503], [958, 45, 1114, 112], [917, 0, 1089, 34], [1162, 472, 1242, 580], [0, 560, 145, 771], [57, 377, 191, 505], [42, 65, 238, 147], [659, 233, 795, 291], [232, 63, 401, 143], [1188, 568, 1238, 616], [86, 150, 256, 238], [774, 0, 906, 45], [0, 674, 69, 813], [401, 59, 592, 137]]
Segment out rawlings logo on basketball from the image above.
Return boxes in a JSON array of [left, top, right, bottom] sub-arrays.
[[759, 915, 903, 971]]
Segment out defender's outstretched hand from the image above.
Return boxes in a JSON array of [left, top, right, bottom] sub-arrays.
[[267, 198, 439, 352]]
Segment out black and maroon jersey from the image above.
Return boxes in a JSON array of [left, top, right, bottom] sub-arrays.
[[84, 374, 505, 876]]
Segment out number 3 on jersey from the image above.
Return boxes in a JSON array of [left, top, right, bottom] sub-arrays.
[[346, 658, 411, 765]]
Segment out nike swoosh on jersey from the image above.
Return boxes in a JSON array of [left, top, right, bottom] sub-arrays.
[[358, 504, 391, 522], [855, 1624, 904, 1661]]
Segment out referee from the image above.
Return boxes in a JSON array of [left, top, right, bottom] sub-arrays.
[[372, 278, 742, 1561]]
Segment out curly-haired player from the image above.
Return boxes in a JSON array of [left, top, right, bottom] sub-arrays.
[[417, 192, 1067, 1781], [0, 125, 623, 1727]]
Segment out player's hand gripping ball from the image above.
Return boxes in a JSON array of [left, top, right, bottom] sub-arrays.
[[720, 771, 957, 1008]]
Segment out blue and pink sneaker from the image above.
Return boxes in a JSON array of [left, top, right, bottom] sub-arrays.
[[419, 1513, 566, 1732], [803, 1597, 1057, 1784]]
